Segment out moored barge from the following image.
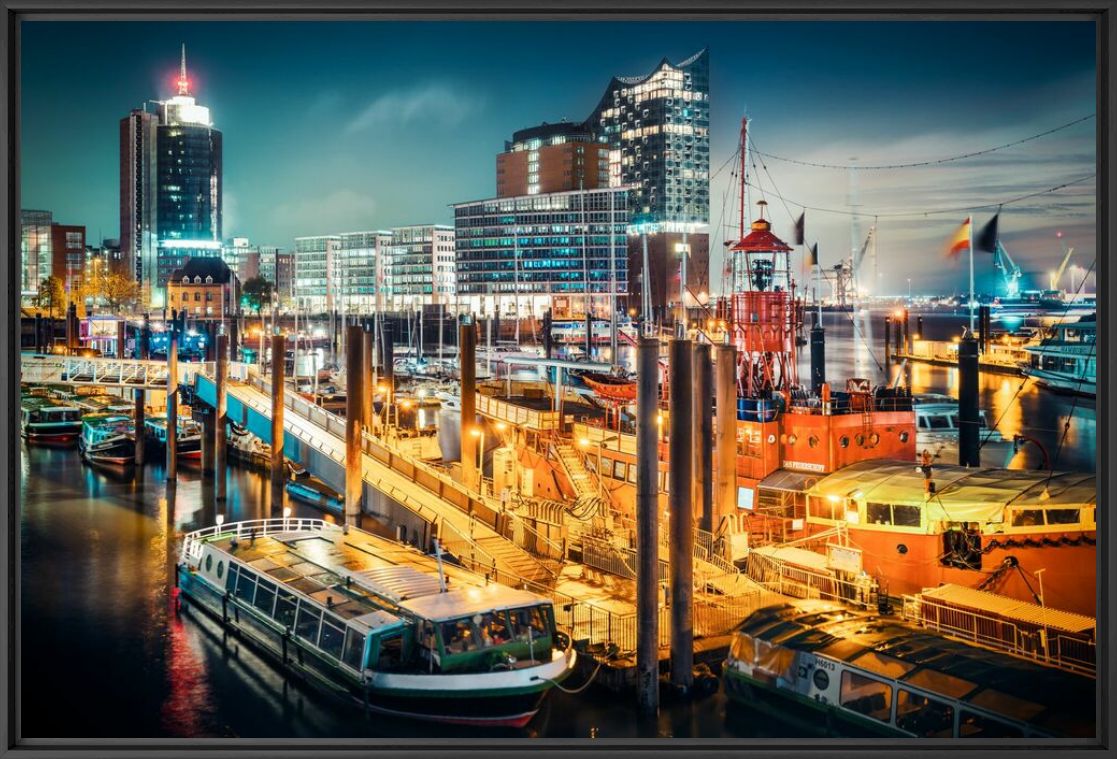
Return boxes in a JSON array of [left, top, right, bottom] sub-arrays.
[[723, 599, 1094, 738]]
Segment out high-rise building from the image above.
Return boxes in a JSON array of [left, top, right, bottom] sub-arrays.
[[496, 121, 610, 198], [388, 225, 456, 309], [221, 237, 260, 282], [587, 49, 710, 319], [274, 250, 296, 308], [293, 232, 392, 314], [120, 46, 222, 308], [20, 210, 53, 297], [454, 187, 629, 319], [459, 49, 709, 321]]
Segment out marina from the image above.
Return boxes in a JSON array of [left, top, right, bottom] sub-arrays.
[[13, 16, 1101, 745]]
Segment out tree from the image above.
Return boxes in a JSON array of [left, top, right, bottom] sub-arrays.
[[35, 276, 64, 318], [100, 273, 141, 313], [73, 268, 140, 315], [241, 276, 274, 321]]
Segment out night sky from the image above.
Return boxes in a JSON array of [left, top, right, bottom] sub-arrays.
[[20, 20, 1096, 295]]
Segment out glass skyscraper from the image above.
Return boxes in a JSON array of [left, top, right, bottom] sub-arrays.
[[589, 48, 710, 229], [120, 46, 222, 308]]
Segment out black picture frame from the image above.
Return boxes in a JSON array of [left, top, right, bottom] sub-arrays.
[[2, 1, 1113, 757]]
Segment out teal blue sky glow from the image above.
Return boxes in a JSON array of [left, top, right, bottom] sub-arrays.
[[21, 20, 1096, 294]]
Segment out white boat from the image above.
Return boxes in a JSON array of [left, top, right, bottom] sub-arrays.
[[177, 519, 576, 726], [1022, 316, 1096, 398], [913, 393, 1016, 467]]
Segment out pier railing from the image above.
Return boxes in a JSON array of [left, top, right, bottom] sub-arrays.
[[745, 551, 878, 609], [901, 594, 1096, 677]]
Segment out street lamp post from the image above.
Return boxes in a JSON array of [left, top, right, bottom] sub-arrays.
[[469, 426, 486, 496]]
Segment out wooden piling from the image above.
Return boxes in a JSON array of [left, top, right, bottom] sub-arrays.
[[345, 325, 365, 525], [635, 336, 660, 717], [692, 343, 714, 535], [362, 328, 374, 432], [215, 334, 228, 501], [669, 337, 694, 694], [166, 332, 178, 480], [134, 389, 146, 468], [459, 317, 478, 492], [271, 333, 286, 510], [715, 344, 737, 526]]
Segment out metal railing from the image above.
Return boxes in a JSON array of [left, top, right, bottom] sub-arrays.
[[745, 551, 877, 609], [508, 513, 566, 561], [181, 517, 340, 565], [901, 594, 1096, 677]]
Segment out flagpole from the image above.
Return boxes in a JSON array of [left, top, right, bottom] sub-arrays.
[[968, 215, 975, 333]]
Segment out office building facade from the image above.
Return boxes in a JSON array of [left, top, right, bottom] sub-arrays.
[[50, 223, 87, 294], [454, 187, 629, 319], [293, 231, 392, 314], [20, 210, 53, 297], [120, 47, 222, 308], [388, 225, 456, 309]]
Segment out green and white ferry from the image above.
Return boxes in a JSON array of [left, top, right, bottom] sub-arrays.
[[178, 518, 576, 727], [724, 600, 1093, 739]]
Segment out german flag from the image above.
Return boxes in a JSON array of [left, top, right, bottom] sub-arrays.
[[946, 217, 971, 259]]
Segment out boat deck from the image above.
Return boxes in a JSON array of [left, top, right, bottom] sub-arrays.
[[210, 527, 491, 620]]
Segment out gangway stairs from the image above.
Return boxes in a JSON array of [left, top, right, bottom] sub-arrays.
[[193, 371, 557, 591], [552, 441, 609, 521]]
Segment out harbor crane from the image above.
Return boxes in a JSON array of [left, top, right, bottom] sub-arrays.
[[1049, 232, 1075, 291], [992, 239, 1023, 299]]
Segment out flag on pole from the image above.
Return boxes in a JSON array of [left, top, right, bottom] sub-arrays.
[[945, 217, 972, 259], [793, 212, 805, 245], [976, 213, 999, 254], [807, 242, 819, 266]]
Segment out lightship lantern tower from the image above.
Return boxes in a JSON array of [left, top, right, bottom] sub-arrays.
[[724, 117, 801, 398]]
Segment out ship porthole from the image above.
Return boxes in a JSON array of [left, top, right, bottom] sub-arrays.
[[205, 554, 212, 573], [808, 435, 819, 448], [869, 433, 880, 447], [216, 561, 224, 579], [855, 434, 866, 447], [897, 544, 908, 554], [899, 431, 910, 443], [788, 434, 797, 445], [812, 669, 830, 691], [839, 436, 850, 448]]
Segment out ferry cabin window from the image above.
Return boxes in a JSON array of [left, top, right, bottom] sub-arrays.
[[808, 496, 841, 522], [342, 628, 366, 671], [867, 502, 891, 525], [273, 588, 298, 629], [252, 579, 277, 616], [477, 611, 511, 647], [510, 606, 549, 641], [318, 616, 346, 660], [613, 460, 626, 480], [235, 569, 257, 604], [376, 632, 405, 671], [441, 618, 478, 654], [1011, 509, 1045, 527], [1045, 508, 1081, 525], [225, 563, 239, 593], [959, 710, 1025, 738], [927, 415, 951, 430], [839, 671, 893, 723], [896, 689, 955, 737], [296, 605, 323, 645]]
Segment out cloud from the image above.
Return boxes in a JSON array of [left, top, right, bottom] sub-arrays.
[[269, 189, 378, 239], [344, 83, 482, 135]]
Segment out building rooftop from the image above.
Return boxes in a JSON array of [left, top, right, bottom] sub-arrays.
[[169, 256, 234, 285]]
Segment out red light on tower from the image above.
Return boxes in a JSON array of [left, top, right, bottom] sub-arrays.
[[176, 43, 190, 96]]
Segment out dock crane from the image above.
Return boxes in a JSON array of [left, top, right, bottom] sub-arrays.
[[992, 239, 1023, 299], [1049, 232, 1075, 291]]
